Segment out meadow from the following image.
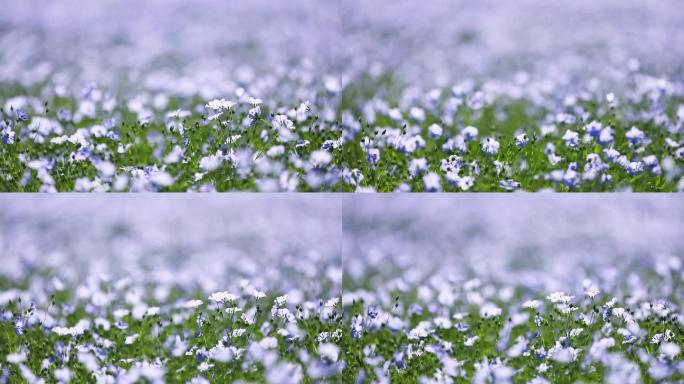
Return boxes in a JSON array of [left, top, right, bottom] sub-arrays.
[[1, 0, 683, 192], [341, 196, 684, 383], [1, 196, 683, 383], [1, 0, 683, 383], [0, 196, 344, 383]]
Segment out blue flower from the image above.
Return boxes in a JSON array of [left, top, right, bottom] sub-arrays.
[[1, 126, 15, 145], [15, 108, 28, 122], [622, 335, 637, 344], [409, 304, 423, 316], [350, 316, 363, 339], [455, 322, 469, 332], [394, 352, 406, 370], [499, 179, 520, 191], [366, 148, 380, 165], [14, 319, 24, 335], [57, 109, 72, 121]]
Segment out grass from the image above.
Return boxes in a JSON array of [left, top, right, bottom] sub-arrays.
[[1, 78, 682, 192], [341, 269, 684, 383], [0, 284, 343, 383]]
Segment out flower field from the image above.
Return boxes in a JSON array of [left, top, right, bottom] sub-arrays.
[[1, 1, 683, 191], [1, 0, 683, 383], [1, 196, 683, 382], [342, 196, 684, 383], [0, 196, 343, 383]]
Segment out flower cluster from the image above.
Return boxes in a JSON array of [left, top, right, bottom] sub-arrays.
[[1, 282, 343, 383], [340, 197, 684, 383], [0, 196, 343, 382], [1, 1, 683, 191]]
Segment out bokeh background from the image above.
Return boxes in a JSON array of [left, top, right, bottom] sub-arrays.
[[1, 0, 681, 95], [0, 195, 342, 299], [338, 0, 684, 86], [343, 195, 684, 293]]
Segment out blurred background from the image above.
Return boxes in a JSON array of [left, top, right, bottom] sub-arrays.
[[338, 0, 684, 86], [0, 195, 342, 299], [1, 193, 682, 301], [343, 195, 684, 292], [0, 0, 343, 100], [1, 0, 681, 95]]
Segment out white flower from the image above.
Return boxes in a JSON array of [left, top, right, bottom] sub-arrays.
[[626, 161, 644, 176], [457, 176, 475, 191], [199, 153, 223, 171], [408, 323, 430, 340], [260, 337, 278, 349], [499, 179, 519, 191], [464, 336, 479, 347], [562, 130, 579, 148], [556, 303, 578, 314], [52, 319, 90, 337], [651, 333, 664, 344], [316, 332, 330, 342], [659, 342, 680, 359], [514, 133, 529, 148], [275, 295, 288, 307], [310, 150, 332, 167], [493, 366, 514, 381], [481, 137, 500, 156], [225, 307, 242, 315], [180, 299, 203, 309], [665, 329, 675, 341], [273, 114, 295, 141], [652, 303, 670, 317], [480, 303, 502, 318], [266, 145, 285, 157], [551, 347, 578, 363], [113, 309, 130, 319], [522, 299, 542, 309], [318, 343, 340, 362], [428, 124, 443, 138], [325, 298, 339, 308], [209, 346, 234, 363], [547, 292, 574, 304], [6, 351, 27, 364], [410, 107, 425, 122], [208, 291, 238, 303], [78, 352, 99, 373], [125, 334, 139, 345], [206, 98, 234, 111], [54, 367, 72, 382], [598, 127, 614, 145], [409, 158, 428, 178], [584, 285, 600, 299], [462, 126, 478, 141], [145, 307, 160, 316], [434, 316, 452, 329], [423, 172, 442, 192], [163, 145, 184, 164], [366, 148, 380, 165]]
